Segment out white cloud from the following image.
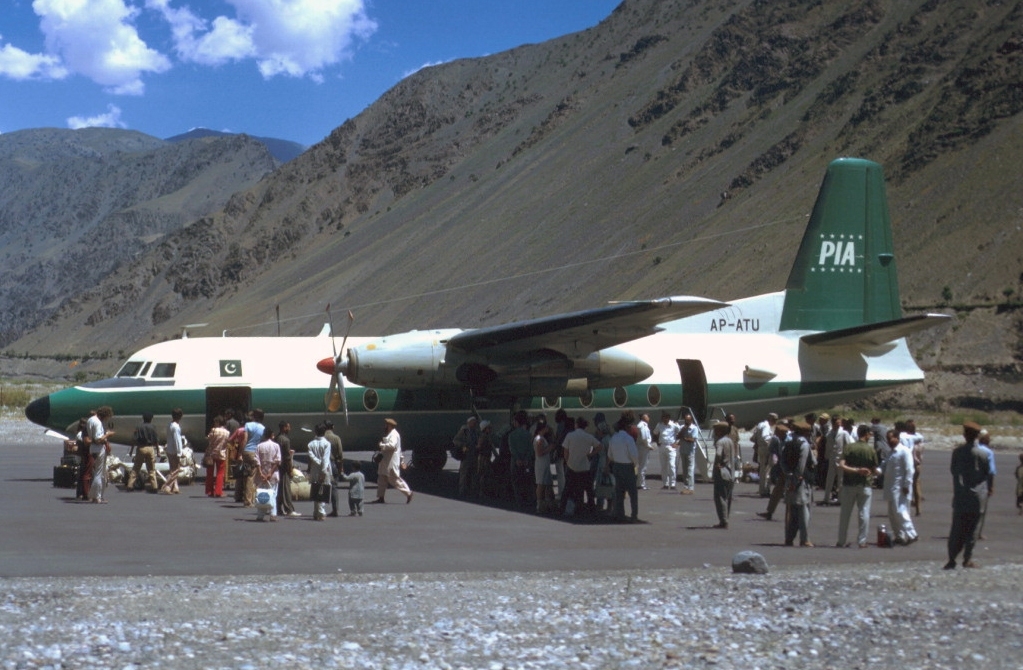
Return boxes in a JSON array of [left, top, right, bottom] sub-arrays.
[[34, 0, 171, 95], [150, 0, 377, 79], [4, 0, 377, 96], [0, 39, 69, 80], [67, 104, 128, 129], [147, 0, 256, 66]]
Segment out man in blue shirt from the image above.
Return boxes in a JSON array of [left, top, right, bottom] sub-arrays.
[[239, 408, 265, 507], [975, 429, 996, 541]]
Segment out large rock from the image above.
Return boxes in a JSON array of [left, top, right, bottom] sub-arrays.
[[732, 551, 769, 574]]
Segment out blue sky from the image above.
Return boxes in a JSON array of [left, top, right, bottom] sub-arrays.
[[0, 0, 620, 147]]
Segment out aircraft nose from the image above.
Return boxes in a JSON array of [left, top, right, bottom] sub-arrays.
[[25, 395, 51, 427]]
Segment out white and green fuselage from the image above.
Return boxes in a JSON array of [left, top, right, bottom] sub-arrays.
[[25, 158, 946, 464]]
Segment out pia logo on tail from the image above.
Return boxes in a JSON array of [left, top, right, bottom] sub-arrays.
[[814, 234, 863, 273]]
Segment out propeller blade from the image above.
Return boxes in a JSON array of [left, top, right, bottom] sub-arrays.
[[327, 303, 339, 365], [324, 303, 343, 413], [321, 306, 354, 422], [337, 310, 354, 425], [326, 374, 343, 413]]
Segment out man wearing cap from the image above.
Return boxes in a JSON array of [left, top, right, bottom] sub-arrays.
[[781, 420, 815, 547], [372, 418, 413, 504], [945, 422, 990, 569], [752, 413, 777, 497], [757, 422, 791, 521], [726, 414, 742, 467], [711, 422, 736, 529], [453, 416, 480, 499]]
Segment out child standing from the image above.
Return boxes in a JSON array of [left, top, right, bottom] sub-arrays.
[[339, 461, 365, 516]]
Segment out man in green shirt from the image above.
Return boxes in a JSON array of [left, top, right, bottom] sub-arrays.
[[837, 424, 880, 547], [507, 411, 533, 510]]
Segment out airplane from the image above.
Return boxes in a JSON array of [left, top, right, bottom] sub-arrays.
[[25, 157, 950, 471]]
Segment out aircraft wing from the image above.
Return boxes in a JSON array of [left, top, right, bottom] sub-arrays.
[[800, 313, 951, 347], [448, 296, 727, 359]]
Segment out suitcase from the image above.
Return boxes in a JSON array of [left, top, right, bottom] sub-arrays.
[[53, 464, 79, 488]]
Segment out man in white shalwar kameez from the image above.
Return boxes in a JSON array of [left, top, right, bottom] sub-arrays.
[[884, 429, 918, 544], [373, 419, 413, 504], [87, 406, 114, 503]]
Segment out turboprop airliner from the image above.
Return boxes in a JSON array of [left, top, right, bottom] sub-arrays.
[[25, 157, 949, 469]]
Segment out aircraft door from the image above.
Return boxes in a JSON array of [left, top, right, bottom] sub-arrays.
[[205, 386, 252, 433], [676, 360, 708, 424]]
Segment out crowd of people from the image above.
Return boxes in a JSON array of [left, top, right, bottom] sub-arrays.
[[446, 407, 1009, 563], [66, 406, 409, 522], [65, 404, 1012, 565]]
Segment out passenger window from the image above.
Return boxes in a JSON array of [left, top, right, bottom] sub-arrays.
[[647, 385, 661, 406], [116, 362, 143, 377], [613, 386, 628, 407], [151, 363, 177, 378]]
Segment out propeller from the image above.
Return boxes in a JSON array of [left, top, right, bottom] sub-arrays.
[[324, 304, 354, 424]]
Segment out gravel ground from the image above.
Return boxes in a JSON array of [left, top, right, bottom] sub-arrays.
[[2, 564, 1022, 669], [4, 413, 1022, 669]]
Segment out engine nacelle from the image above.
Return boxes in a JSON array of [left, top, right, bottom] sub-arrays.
[[346, 330, 460, 389], [334, 332, 654, 395], [578, 346, 654, 388]]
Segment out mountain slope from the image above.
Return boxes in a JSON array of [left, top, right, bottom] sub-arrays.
[[165, 128, 307, 164], [8, 0, 1023, 409], [0, 128, 279, 346]]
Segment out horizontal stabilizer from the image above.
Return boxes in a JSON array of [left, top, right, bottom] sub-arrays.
[[801, 314, 951, 347]]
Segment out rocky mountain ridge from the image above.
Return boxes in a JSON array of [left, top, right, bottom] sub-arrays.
[[0, 128, 283, 346], [4, 0, 1022, 412]]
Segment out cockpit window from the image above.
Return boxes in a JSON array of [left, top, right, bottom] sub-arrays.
[[116, 361, 144, 377], [151, 363, 177, 378]]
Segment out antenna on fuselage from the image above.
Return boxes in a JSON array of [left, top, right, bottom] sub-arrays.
[[181, 323, 209, 339]]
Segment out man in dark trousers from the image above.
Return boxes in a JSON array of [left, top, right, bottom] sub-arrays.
[[277, 421, 299, 517], [782, 420, 815, 547], [324, 420, 344, 517], [711, 421, 736, 529], [126, 412, 159, 492], [508, 411, 533, 510], [944, 421, 990, 569]]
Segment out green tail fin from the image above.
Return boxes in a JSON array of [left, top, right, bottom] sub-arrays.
[[780, 157, 902, 332]]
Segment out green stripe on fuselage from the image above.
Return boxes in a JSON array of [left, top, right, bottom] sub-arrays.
[[42, 377, 913, 449]]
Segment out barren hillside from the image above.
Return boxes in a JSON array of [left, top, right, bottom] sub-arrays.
[[5, 0, 1022, 411]]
